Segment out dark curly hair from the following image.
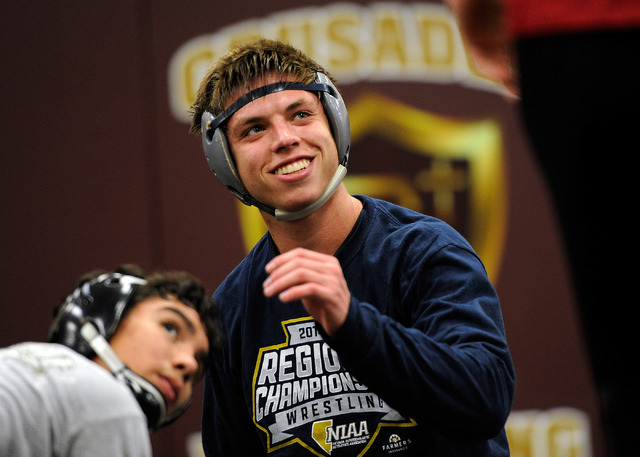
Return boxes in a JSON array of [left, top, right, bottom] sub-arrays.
[[64, 264, 221, 350]]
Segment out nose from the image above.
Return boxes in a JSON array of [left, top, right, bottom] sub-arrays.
[[270, 118, 300, 153], [174, 346, 200, 382]]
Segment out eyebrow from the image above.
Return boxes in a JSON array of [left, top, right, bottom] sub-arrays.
[[161, 306, 196, 334], [229, 97, 313, 138], [210, 81, 329, 134]]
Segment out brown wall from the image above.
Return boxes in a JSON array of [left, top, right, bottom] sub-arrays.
[[1, 1, 604, 456]]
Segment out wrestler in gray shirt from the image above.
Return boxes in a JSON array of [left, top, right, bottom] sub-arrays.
[[0, 342, 151, 457]]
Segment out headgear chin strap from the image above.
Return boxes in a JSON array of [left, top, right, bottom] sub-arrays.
[[201, 72, 351, 221], [274, 164, 346, 221], [79, 323, 165, 431]]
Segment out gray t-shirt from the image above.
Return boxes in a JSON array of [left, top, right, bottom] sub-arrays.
[[0, 342, 151, 457]]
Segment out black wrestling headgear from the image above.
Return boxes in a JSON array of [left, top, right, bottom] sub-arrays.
[[47, 272, 188, 431]]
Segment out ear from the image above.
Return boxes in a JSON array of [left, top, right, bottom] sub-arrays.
[[315, 72, 351, 166], [201, 111, 251, 203]]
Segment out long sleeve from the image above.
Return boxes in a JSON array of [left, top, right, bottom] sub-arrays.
[[325, 242, 515, 441]]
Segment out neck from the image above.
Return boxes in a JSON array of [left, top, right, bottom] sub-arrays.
[[263, 185, 362, 255]]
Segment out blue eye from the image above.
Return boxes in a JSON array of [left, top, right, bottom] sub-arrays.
[[163, 322, 178, 337]]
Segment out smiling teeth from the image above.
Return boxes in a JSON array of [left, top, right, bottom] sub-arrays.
[[275, 159, 310, 175]]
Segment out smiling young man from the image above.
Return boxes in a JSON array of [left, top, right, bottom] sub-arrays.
[[190, 38, 515, 456], [0, 264, 219, 457], [226, 81, 342, 218]]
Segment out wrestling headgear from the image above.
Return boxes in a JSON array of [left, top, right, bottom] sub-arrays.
[[201, 72, 350, 221], [47, 272, 187, 431]]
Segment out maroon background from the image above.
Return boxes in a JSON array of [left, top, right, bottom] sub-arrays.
[[1, 1, 604, 456]]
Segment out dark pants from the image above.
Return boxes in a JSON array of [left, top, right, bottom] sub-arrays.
[[517, 27, 640, 457]]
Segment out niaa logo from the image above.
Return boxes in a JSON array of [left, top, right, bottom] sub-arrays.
[[312, 419, 370, 454]]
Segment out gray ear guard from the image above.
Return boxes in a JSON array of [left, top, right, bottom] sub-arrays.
[[200, 72, 350, 216]]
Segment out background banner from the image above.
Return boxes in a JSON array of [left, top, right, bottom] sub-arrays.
[[1, 1, 602, 456]]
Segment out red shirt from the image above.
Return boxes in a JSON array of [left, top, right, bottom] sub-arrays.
[[505, 0, 640, 37]]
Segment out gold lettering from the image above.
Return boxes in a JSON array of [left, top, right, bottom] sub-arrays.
[[505, 408, 592, 457], [416, 16, 455, 67], [168, 3, 502, 123], [373, 11, 407, 66], [277, 19, 314, 53], [169, 48, 216, 119], [326, 14, 361, 72], [227, 31, 263, 49]]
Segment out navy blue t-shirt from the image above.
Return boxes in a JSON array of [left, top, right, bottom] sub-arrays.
[[203, 195, 515, 456]]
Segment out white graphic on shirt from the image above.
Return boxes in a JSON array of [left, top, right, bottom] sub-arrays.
[[252, 317, 415, 455]]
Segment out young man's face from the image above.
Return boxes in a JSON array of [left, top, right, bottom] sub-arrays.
[[224, 77, 339, 214], [105, 296, 209, 417]]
